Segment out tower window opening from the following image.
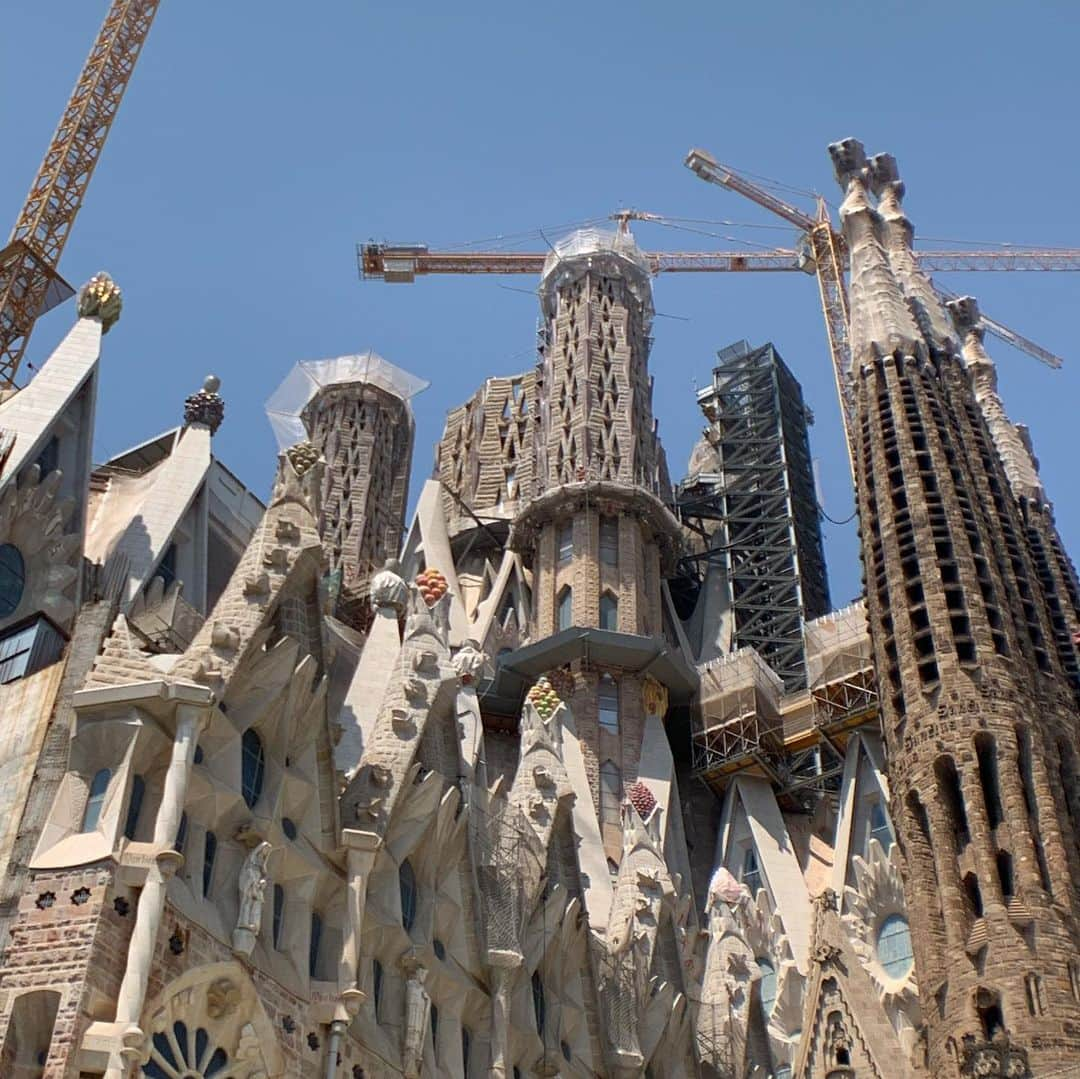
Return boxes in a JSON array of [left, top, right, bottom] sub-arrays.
[[598, 675, 619, 734], [241, 728, 265, 808], [935, 757, 970, 846], [1024, 972, 1045, 1016], [557, 521, 573, 566], [975, 734, 1004, 829], [599, 515, 618, 566], [399, 859, 417, 931], [996, 850, 1015, 899], [600, 761, 621, 826], [963, 873, 984, 919], [557, 586, 573, 632], [82, 769, 111, 833], [868, 801, 893, 855], [531, 970, 545, 1035], [308, 911, 323, 979], [272, 884, 285, 948], [976, 992, 1005, 1041], [741, 846, 763, 896], [202, 831, 217, 898], [123, 774, 146, 840], [599, 591, 618, 632]]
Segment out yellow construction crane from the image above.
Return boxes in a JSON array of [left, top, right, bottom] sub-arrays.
[[0, 0, 161, 388]]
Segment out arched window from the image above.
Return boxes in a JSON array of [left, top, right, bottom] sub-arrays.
[[430, 1002, 439, 1059], [599, 515, 619, 566], [600, 761, 621, 826], [123, 774, 146, 840], [174, 811, 188, 855], [599, 592, 618, 632], [868, 801, 893, 854], [598, 674, 619, 734], [241, 729, 265, 808], [997, 850, 1015, 899], [531, 970, 546, 1034], [462, 1025, 472, 1078], [741, 846, 763, 895], [308, 911, 323, 979], [756, 957, 777, 1015], [272, 884, 285, 948], [372, 959, 383, 1019], [82, 769, 111, 832], [399, 860, 417, 931], [877, 915, 914, 981], [202, 831, 217, 898], [557, 586, 573, 632]]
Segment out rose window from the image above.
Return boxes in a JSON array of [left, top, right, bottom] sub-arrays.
[[142, 1020, 229, 1078]]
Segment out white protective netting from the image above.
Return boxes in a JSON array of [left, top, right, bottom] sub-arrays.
[[264, 350, 430, 449]]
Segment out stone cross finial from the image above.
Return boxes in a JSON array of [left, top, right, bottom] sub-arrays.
[[77, 271, 122, 333], [184, 375, 225, 434]]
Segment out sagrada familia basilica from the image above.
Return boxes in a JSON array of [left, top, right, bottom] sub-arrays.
[[0, 139, 1078, 1079]]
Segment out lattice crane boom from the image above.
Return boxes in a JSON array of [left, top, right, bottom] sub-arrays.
[[0, 0, 161, 388]]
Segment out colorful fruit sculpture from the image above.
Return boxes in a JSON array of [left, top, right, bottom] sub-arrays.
[[527, 676, 561, 720], [627, 781, 657, 819], [415, 568, 448, 606]]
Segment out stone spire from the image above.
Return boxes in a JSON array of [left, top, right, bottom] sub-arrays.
[[183, 374, 225, 434], [946, 297, 1044, 504], [869, 152, 958, 355], [828, 139, 921, 370]]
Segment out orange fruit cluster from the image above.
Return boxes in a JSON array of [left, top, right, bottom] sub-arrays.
[[415, 568, 448, 606], [527, 677, 560, 719]]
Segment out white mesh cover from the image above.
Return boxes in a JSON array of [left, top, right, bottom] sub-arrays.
[[265, 351, 430, 449]]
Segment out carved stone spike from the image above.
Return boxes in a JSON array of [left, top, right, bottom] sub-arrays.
[[412, 650, 439, 675], [211, 622, 240, 652], [369, 763, 393, 788], [263, 548, 289, 572], [533, 765, 556, 790], [275, 519, 301, 544], [243, 573, 270, 598], [403, 675, 427, 706]]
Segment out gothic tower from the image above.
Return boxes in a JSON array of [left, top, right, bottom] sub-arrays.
[[834, 138, 1080, 1076], [506, 228, 689, 860], [266, 353, 427, 630]]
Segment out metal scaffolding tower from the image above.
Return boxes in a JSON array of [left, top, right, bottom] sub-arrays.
[[679, 341, 830, 690]]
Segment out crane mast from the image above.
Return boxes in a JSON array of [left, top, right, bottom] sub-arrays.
[[0, 0, 161, 389]]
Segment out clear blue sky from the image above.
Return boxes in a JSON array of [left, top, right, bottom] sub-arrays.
[[4, 1, 1079, 606]]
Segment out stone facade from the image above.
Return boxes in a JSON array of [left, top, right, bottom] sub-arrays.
[[0, 139, 1078, 1079]]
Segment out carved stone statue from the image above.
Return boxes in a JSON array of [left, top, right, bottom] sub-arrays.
[[232, 841, 272, 956]]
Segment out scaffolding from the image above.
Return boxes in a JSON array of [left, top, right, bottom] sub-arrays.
[[678, 341, 830, 691]]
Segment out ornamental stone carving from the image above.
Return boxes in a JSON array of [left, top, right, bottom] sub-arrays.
[[77, 271, 122, 332], [641, 675, 669, 718], [370, 558, 408, 612], [184, 375, 225, 434], [206, 978, 241, 1020]]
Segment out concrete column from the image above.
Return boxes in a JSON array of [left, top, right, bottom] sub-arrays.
[[114, 701, 206, 1070], [488, 952, 522, 1077], [339, 835, 378, 1018]]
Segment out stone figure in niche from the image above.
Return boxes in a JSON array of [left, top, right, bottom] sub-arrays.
[[232, 840, 272, 956]]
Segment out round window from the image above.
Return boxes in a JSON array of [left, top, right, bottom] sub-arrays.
[[756, 957, 777, 1015], [0, 544, 25, 618], [877, 914, 914, 981]]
